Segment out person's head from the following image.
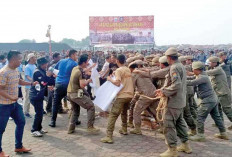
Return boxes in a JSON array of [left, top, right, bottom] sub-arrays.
[[152, 56, 160, 66], [209, 56, 220, 68], [111, 54, 117, 63], [52, 52, 61, 62], [185, 56, 193, 65], [0, 55, 6, 63], [68, 49, 78, 61], [192, 61, 205, 75], [179, 56, 187, 65], [165, 47, 179, 65], [218, 51, 227, 62], [37, 57, 48, 70], [27, 53, 36, 64], [105, 55, 111, 63], [116, 54, 126, 66], [159, 56, 169, 69], [210, 51, 214, 56], [7, 50, 22, 69], [78, 54, 89, 68], [135, 60, 144, 68], [128, 62, 138, 72]]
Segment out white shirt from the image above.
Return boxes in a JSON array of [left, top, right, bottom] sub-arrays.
[[100, 61, 110, 78]]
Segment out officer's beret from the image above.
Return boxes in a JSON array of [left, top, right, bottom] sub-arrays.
[[128, 61, 137, 68], [165, 47, 178, 56], [126, 57, 135, 63], [178, 53, 183, 57], [185, 55, 193, 60], [37, 57, 48, 66], [179, 56, 187, 62], [135, 60, 145, 65], [159, 56, 168, 64], [152, 56, 160, 63], [145, 55, 154, 60], [208, 56, 220, 63], [192, 61, 205, 70], [218, 51, 226, 57], [137, 54, 144, 59]]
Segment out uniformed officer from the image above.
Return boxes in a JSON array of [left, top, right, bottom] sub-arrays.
[[133, 56, 170, 89], [187, 61, 228, 141], [67, 54, 100, 134], [128, 61, 158, 135], [185, 56, 198, 122], [155, 47, 192, 157], [218, 51, 232, 90], [178, 56, 197, 136], [101, 54, 134, 144], [206, 56, 232, 130]]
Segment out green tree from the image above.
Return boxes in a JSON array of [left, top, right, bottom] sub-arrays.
[[60, 38, 78, 48], [18, 39, 36, 43]]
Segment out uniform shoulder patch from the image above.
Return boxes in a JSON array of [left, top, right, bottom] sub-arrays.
[[172, 72, 177, 77]]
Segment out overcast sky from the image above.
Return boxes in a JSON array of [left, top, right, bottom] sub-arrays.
[[0, 0, 231, 45]]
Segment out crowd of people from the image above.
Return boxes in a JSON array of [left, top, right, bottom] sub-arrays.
[[0, 47, 232, 157]]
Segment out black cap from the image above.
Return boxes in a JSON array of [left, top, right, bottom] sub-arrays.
[[37, 57, 48, 66]]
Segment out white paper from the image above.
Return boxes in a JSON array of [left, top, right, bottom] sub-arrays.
[[89, 64, 100, 95], [53, 69, 59, 75], [93, 78, 123, 111]]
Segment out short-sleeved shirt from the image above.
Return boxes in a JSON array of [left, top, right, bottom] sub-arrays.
[[24, 64, 37, 89], [55, 58, 78, 85], [0, 66, 19, 105], [115, 66, 134, 98], [67, 66, 83, 93]]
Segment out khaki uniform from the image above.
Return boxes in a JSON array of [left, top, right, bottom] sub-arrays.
[[220, 62, 231, 90], [207, 66, 232, 122], [185, 65, 198, 120], [106, 66, 134, 137], [187, 72, 226, 134], [67, 66, 95, 128], [183, 65, 197, 130], [132, 73, 158, 128], [139, 66, 170, 89], [161, 61, 188, 147]]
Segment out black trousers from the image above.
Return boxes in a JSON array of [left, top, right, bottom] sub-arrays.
[[99, 78, 107, 86], [51, 83, 68, 122]]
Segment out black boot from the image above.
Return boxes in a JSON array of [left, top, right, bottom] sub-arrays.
[[49, 121, 56, 127], [75, 120, 81, 125]]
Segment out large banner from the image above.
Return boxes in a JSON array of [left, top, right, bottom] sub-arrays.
[[89, 16, 154, 45]]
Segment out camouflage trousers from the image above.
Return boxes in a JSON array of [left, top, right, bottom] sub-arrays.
[[163, 107, 188, 147], [218, 94, 232, 122], [197, 102, 225, 134], [68, 94, 95, 128], [106, 98, 132, 137], [133, 98, 158, 128], [183, 95, 197, 130], [128, 103, 135, 124]]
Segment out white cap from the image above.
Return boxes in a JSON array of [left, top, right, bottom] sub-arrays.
[[27, 53, 35, 62]]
